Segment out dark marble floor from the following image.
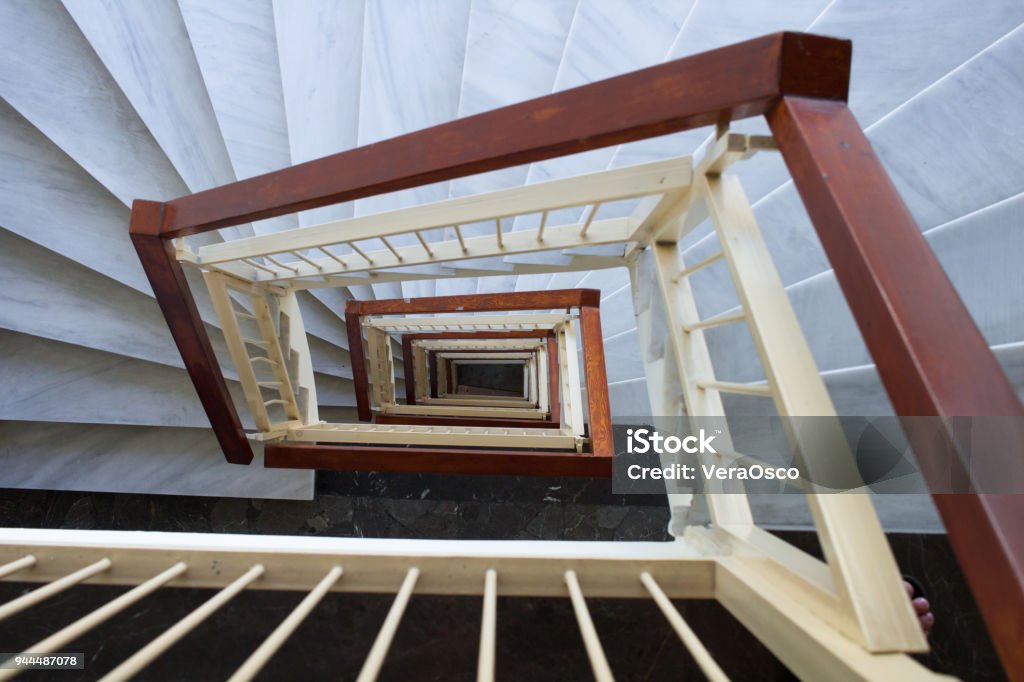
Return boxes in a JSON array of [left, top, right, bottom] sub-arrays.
[[0, 472, 1006, 681]]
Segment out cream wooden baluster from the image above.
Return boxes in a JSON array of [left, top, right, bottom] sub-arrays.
[[0, 555, 35, 580], [648, 239, 753, 527], [203, 271, 272, 431], [250, 291, 301, 422], [640, 572, 729, 682], [100, 565, 265, 682], [0, 559, 111, 623], [477, 569, 497, 682], [0, 563, 188, 681], [564, 570, 614, 682], [356, 567, 420, 682], [228, 566, 343, 682], [278, 290, 318, 425], [701, 172, 926, 653]]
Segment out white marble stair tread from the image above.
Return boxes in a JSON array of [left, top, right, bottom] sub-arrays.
[[311, 375, 357, 408], [820, 342, 1024, 418], [0, 99, 151, 295], [295, 291, 351, 350], [434, 278, 478, 297], [61, 0, 254, 241], [0, 329, 355, 430], [274, 0, 363, 229], [679, 26, 1024, 328], [355, 0, 471, 299], [674, 2, 1024, 254], [0, 229, 356, 386], [0, 329, 253, 429], [513, 274, 555, 293], [0, 116, 348, 361], [603, 0, 831, 208], [608, 378, 653, 419], [274, 1, 382, 304], [0, 98, 353, 354], [506, 0, 693, 294], [448, 0, 575, 239], [817, 1, 1024, 129], [697, 191, 1024, 383], [0, 92, 235, 330], [179, 0, 297, 237], [0, 0, 190, 206], [0, 421, 313, 500]]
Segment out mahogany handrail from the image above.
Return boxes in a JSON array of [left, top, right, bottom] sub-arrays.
[[130, 31, 1024, 678]]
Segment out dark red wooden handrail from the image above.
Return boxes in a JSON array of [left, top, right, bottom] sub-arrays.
[[130, 31, 1023, 677]]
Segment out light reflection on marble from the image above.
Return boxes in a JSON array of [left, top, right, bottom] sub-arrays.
[[0, 421, 313, 500], [0, 0, 189, 206], [179, 0, 297, 236]]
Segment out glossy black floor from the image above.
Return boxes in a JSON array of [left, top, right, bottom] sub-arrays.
[[0, 472, 1005, 681]]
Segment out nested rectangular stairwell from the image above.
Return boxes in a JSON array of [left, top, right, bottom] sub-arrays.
[[1, 32, 1018, 680]]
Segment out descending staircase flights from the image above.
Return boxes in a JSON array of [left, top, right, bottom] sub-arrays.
[[1, 0, 1020, 502], [1, 0, 1023, 678]]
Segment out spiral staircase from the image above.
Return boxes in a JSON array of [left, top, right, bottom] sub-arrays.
[[1, 0, 1022, 518]]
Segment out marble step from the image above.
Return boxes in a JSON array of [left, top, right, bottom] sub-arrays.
[[451, 0, 574, 257], [273, 0, 363, 229], [694, 190, 1024, 384], [0, 326, 357, 428], [275, 1, 410, 301], [355, 0, 471, 300], [518, 1, 1024, 299], [606, 339, 1024, 426], [0, 110, 356, 361], [0, 420, 313, 500], [505, 0, 695, 293], [676, 6, 1024, 260], [0, 229, 358, 385], [0, 106, 299, 353], [0, 0, 189, 206], [62, 0, 253, 242], [0, 100, 155, 296], [178, 0, 295, 236], [603, 191, 1024, 402]]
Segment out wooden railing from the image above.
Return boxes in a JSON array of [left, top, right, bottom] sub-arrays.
[[127, 32, 1024, 679]]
